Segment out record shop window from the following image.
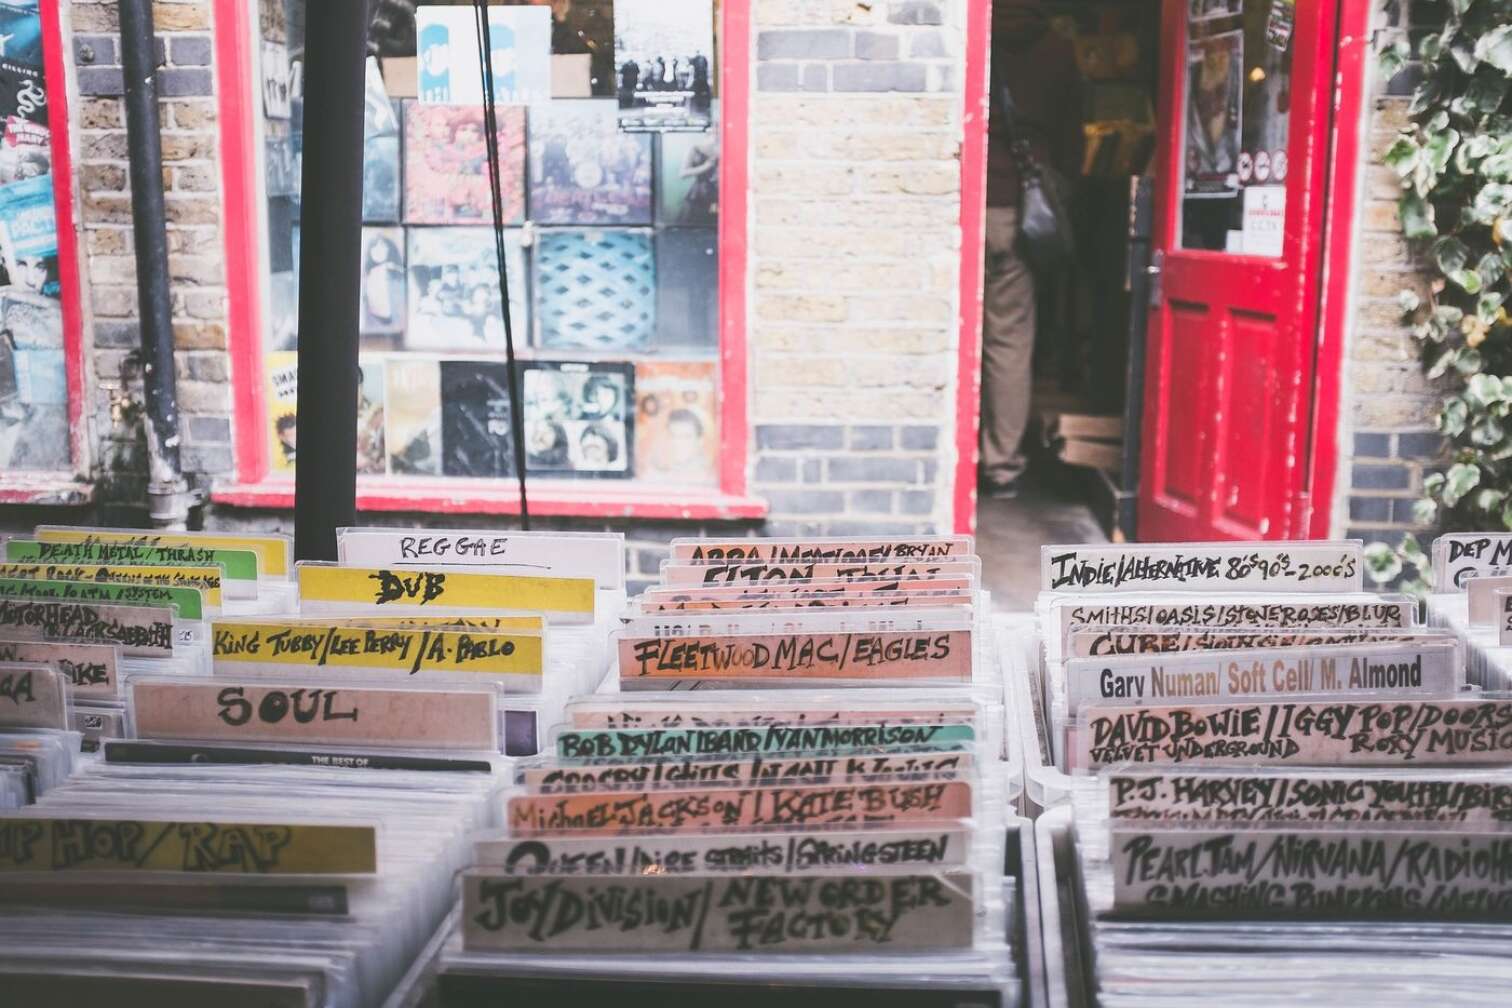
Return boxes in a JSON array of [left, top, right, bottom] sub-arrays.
[[254, 0, 723, 497]]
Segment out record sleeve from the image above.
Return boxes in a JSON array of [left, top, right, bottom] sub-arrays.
[[440, 360, 519, 479], [405, 226, 527, 351], [613, 0, 714, 132], [528, 99, 652, 225], [359, 227, 406, 335], [403, 102, 526, 225], [633, 360, 717, 486], [653, 228, 717, 348], [534, 228, 653, 350], [521, 360, 634, 479], [416, 5, 552, 106], [362, 56, 401, 223], [657, 109, 719, 226], [384, 356, 443, 475], [0, 289, 66, 470]]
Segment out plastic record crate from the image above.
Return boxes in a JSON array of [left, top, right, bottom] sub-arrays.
[[1034, 805, 1093, 1008]]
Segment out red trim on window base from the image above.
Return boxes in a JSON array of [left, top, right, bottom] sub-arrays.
[[216, 0, 270, 486], [0, 479, 94, 507], [952, 0, 990, 535], [212, 481, 767, 521], [1304, 0, 1370, 539]]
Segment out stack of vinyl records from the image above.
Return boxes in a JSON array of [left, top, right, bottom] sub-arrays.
[[428, 535, 1028, 1007], [1024, 539, 1512, 1004]]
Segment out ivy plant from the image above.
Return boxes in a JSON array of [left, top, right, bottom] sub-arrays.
[[1366, 2, 1512, 592]]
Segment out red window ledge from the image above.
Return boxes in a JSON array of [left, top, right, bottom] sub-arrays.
[[0, 475, 95, 507], [212, 479, 768, 522]]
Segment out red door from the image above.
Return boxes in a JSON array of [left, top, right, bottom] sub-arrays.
[[1138, 0, 1337, 541]]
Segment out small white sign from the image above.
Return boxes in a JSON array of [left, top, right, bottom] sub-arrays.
[[1468, 574, 1512, 626], [261, 42, 292, 119], [1242, 185, 1286, 257]]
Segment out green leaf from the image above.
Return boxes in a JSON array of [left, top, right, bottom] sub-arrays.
[[1424, 471, 1447, 496], [1467, 71, 1510, 115], [1399, 288, 1422, 313], [1401, 192, 1437, 239], [1421, 32, 1444, 64], [1428, 346, 1457, 380], [1414, 498, 1440, 525], [1503, 498, 1512, 530], [1363, 542, 1403, 583], [1443, 462, 1483, 505], [1425, 129, 1459, 176], [1467, 373, 1505, 403], [1383, 136, 1420, 177], [1401, 532, 1428, 565], [1476, 488, 1508, 511], [1456, 347, 1485, 375], [1473, 182, 1512, 223], [1451, 36, 1480, 75], [1434, 235, 1470, 273], [1450, 268, 1484, 293], [1483, 152, 1512, 181], [1380, 37, 1410, 78], [1474, 24, 1512, 74], [1440, 398, 1470, 437], [1478, 288, 1507, 322], [1447, 0, 1472, 17], [1472, 413, 1506, 446]]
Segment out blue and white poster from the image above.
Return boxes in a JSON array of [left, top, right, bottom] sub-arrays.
[[415, 5, 551, 106]]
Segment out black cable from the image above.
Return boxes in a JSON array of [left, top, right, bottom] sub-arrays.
[[473, 0, 531, 528]]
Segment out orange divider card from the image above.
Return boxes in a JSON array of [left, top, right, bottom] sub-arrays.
[[618, 628, 973, 682]]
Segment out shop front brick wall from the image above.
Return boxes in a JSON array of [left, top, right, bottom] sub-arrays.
[[748, 0, 964, 536], [67, 0, 232, 503], [1335, 0, 1444, 549]]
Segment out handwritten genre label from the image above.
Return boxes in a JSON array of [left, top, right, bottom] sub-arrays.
[[1041, 543, 1361, 593], [6, 538, 258, 584], [618, 630, 971, 682], [523, 751, 973, 794], [558, 723, 974, 761], [296, 564, 595, 621], [1435, 533, 1512, 591], [1068, 627, 1442, 659], [477, 829, 970, 876], [671, 537, 972, 563], [0, 817, 375, 874], [0, 640, 117, 698], [131, 680, 497, 751], [1113, 826, 1512, 919], [1078, 698, 1512, 769], [666, 561, 976, 587], [338, 530, 624, 591], [507, 781, 972, 834], [212, 622, 542, 677], [1052, 599, 1414, 653], [0, 562, 223, 611], [1501, 590, 1512, 647], [1466, 575, 1512, 625], [0, 577, 203, 621], [0, 599, 174, 657], [1107, 771, 1512, 824], [0, 665, 67, 729], [36, 527, 289, 578], [462, 871, 976, 952]]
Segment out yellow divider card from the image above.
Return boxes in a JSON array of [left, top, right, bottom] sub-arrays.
[[36, 526, 291, 579], [296, 564, 595, 622]]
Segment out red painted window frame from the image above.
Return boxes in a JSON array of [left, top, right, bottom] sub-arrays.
[[952, 0, 989, 535], [211, 0, 764, 521], [0, 2, 91, 505]]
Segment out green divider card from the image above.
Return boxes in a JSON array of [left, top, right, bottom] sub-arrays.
[[0, 578, 202, 621], [556, 722, 976, 760], [5, 540, 258, 583]]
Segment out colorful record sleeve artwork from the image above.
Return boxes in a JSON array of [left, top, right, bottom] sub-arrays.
[[403, 103, 526, 225], [613, 0, 715, 133], [654, 228, 717, 350], [405, 227, 527, 352], [385, 356, 444, 476], [360, 227, 407, 337], [523, 360, 634, 479], [362, 57, 401, 224], [528, 99, 652, 225], [534, 229, 654, 352], [440, 360, 518, 479], [634, 360, 717, 487]]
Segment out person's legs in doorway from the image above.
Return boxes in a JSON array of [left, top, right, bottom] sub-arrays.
[[980, 205, 1036, 497]]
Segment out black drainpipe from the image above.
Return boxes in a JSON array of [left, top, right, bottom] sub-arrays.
[[120, 0, 192, 528]]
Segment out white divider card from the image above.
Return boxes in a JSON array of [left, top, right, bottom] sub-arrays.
[[1066, 625, 1454, 659], [0, 639, 119, 699], [1434, 532, 1512, 591], [669, 535, 975, 564], [1466, 575, 1512, 625], [1105, 769, 1512, 824], [0, 663, 69, 730], [336, 527, 625, 593], [5, 539, 260, 600], [1063, 641, 1463, 713], [34, 525, 293, 580], [295, 562, 595, 624], [564, 692, 987, 730], [461, 870, 980, 952], [1109, 824, 1512, 918], [475, 827, 975, 875], [1049, 595, 1417, 657], [636, 578, 977, 612], [505, 780, 974, 834], [662, 558, 980, 587], [1500, 589, 1512, 647], [1039, 541, 1363, 594], [210, 620, 544, 685], [129, 678, 500, 751], [1075, 697, 1512, 770], [556, 722, 977, 760], [616, 626, 975, 684], [521, 751, 976, 793], [0, 598, 181, 657]]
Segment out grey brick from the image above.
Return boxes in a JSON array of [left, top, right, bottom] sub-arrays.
[[1349, 527, 1406, 549], [849, 490, 894, 514], [900, 425, 939, 451], [766, 489, 845, 515], [1353, 432, 1391, 458], [758, 425, 844, 451], [1397, 432, 1444, 458], [832, 61, 928, 93], [1353, 463, 1411, 490], [77, 67, 124, 96], [855, 31, 899, 60], [74, 34, 116, 67], [799, 63, 830, 91], [158, 67, 214, 97], [1348, 496, 1391, 522], [899, 490, 934, 515], [921, 459, 939, 483], [181, 353, 228, 381], [802, 459, 824, 483], [826, 520, 926, 537], [1391, 497, 1428, 525], [186, 415, 231, 443], [758, 29, 851, 60], [849, 425, 894, 451], [907, 29, 948, 58], [755, 457, 798, 483], [889, 0, 943, 25], [170, 35, 212, 66], [757, 63, 800, 91], [626, 578, 656, 597], [635, 547, 665, 576], [180, 444, 234, 475], [94, 321, 139, 349], [154, 37, 168, 65], [828, 456, 919, 483]]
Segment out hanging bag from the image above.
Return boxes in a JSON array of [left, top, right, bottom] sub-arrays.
[[999, 84, 1074, 271]]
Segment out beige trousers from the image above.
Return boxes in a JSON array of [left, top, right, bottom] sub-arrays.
[[980, 206, 1035, 485]]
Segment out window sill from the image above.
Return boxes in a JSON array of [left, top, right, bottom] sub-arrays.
[[0, 474, 95, 507], [211, 478, 768, 522]]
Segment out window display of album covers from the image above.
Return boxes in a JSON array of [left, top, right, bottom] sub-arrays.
[[403, 102, 526, 225], [416, 5, 552, 106], [549, 1, 615, 98], [614, 0, 714, 132], [265, 350, 298, 473], [522, 360, 633, 479], [356, 357, 386, 475], [362, 57, 401, 223], [654, 228, 716, 350], [634, 359, 717, 486], [269, 271, 298, 352], [265, 135, 298, 199], [360, 227, 406, 337], [534, 228, 653, 352], [0, 8, 42, 69], [0, 57, 45, 128], [528, 99, 652, 225], [440, 360, 519, 478], [405, 226, 527, 352], [385, 356, 443, 475], [0, 289, 66, 471], [656, 107, 718, 226], [0, 116, 49, 184]]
